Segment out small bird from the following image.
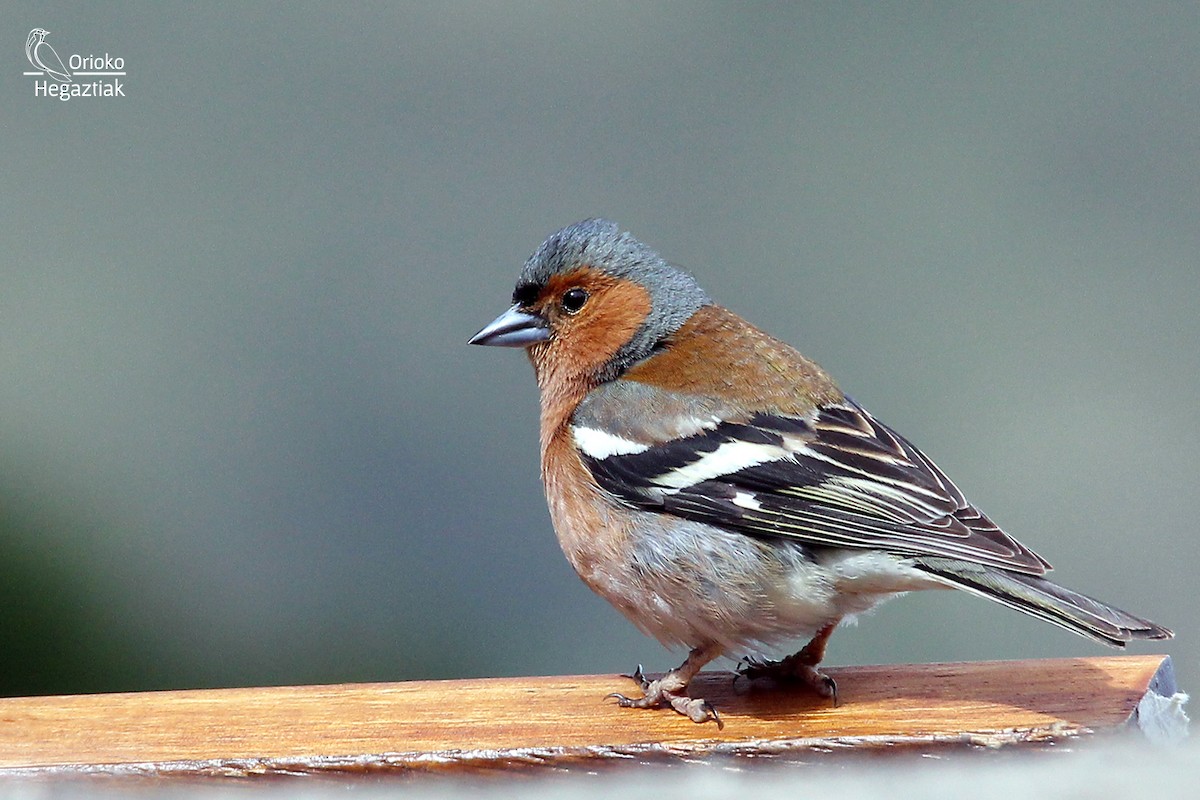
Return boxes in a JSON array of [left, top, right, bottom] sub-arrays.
[[26, 29, 71, 83], [469, 219, 1172, 726]]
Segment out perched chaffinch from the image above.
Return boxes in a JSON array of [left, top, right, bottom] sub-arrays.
[[469, 219, 1172, 726]]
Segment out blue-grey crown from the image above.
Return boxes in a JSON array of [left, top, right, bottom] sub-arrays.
[[518, 219, 712, 377]]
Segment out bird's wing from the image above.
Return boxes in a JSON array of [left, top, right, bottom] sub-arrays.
[[36, 41, 71, 81], [573, 385, 1051, 576]]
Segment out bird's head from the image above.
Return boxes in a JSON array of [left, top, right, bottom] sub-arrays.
[[27, 29, 47, 54], [469, 219, 711, 390]]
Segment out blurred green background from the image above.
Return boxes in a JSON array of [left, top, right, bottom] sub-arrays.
[[2, 3, 1194, 698]]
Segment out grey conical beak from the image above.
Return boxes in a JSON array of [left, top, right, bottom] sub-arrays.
[[468, 305, 551, 347]]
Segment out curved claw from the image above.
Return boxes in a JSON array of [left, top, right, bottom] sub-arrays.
[[606, 692, 637, 707], [619, 664, 650, 688], [823, 675, 840, 707], [695, 700, 723, 729]]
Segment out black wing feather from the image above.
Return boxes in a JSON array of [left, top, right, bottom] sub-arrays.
[[580, 398, 1051, 576]]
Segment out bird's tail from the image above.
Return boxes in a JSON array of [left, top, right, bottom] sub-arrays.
[[913, 557, 1173, 647]]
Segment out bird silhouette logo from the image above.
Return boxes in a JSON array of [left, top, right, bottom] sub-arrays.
[[26, 29, 71, 82]]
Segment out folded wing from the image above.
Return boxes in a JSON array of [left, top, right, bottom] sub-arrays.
[[575, 390, 1052, 576]]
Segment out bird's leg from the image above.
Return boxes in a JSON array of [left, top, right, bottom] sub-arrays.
[[740, 620, 840, 702], [608, 643, 724, 727]]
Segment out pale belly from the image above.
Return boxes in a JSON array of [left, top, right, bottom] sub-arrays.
[[552, 493, 945, 655]]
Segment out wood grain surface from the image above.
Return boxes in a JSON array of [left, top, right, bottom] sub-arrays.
[[0, 655, 1176, 778]]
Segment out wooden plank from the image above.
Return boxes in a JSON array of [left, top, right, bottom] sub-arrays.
[[0, 655, 1178, 778]]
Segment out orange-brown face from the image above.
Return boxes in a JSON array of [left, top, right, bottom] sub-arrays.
[[520, 267, 652, 397]]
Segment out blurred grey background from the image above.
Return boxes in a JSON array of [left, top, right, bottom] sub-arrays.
[[1, 3, 1195, 698]]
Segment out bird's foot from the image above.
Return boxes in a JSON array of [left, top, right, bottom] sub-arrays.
[[738, 654, 838, 704], [607, 665, 723, 728]]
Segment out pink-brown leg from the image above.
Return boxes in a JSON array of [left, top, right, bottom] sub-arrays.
[[609, 642, 725, 727], [740, 620, 840, 702]]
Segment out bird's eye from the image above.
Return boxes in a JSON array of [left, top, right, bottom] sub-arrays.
[[561, 287, 588, 314]]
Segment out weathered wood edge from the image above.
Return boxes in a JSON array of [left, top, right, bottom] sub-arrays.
[[1129, 655, 1188, 744], [0, 730, 1090, 781], [0, 655, 1181, 780]]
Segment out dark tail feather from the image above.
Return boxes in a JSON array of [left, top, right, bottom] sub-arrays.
[[914, 557, 1173, 647]]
